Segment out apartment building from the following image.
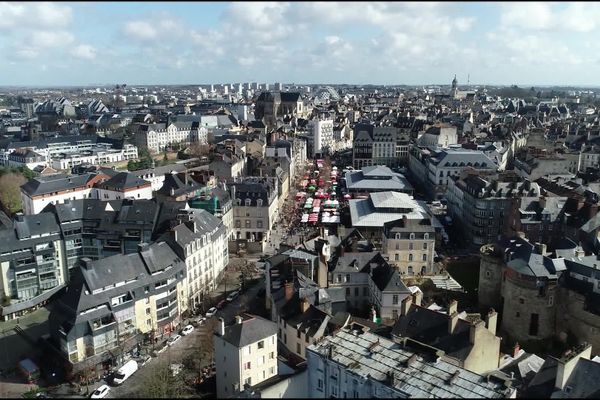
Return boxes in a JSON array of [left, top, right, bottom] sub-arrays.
[[382, 218, 436, 276], [214, 314, 278, 398], [229, 177, 279, 253], [312, 118, 334, 157], [408, 146, 496, 200], [160, 209, 229, 310], [352, 124, 399, 169], [0, 214, 66, 321], [48, 242, 188, 375], [136, 122, 208, 153]]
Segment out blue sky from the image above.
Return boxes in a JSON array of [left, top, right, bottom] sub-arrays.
[[1, 2, 599, 86]]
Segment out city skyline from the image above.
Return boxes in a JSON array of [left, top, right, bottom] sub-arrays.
[[1, 2, 600, 86]]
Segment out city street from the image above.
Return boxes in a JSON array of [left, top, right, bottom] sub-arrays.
[[102, 278, 264, 398]]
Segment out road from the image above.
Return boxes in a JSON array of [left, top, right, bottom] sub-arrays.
[[104, 279, 265, 398]]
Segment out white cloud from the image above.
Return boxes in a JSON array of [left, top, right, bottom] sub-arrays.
[[0, 2, 72, 30], [30, 30, 75, 48], [124, 20, 158, 41], [71, 44, 97, 60]]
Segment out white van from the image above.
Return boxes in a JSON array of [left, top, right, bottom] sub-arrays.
[[112, 360, 138, 385]]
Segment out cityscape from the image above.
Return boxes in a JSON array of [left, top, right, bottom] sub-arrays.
[[2, 1, 600, 399]]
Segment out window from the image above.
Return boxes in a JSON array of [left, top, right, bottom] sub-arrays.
[[245, 220, 251, 228], [393, 295, 399, 305], [409, 233, 415, 240], [409, 243, 413, 250], [519, 298, 525, 304], [354, 287, 359, 296], [297, 330, 301, 339], [317, 379, 324, 391], [244, 362, 251, 370], [146, 308, 151, 315], [258, 340, 264, 349], [244, 377, 251, 386], [278, 328, 282, 338], [408, 254, 413, 261], [423, 242, 428, 250], [395, 243, 399, 250], [337, 274, 342, 283], [345, 288, 350, 296], [516, 312, 520, 317], [284, 334, 287, 344], [257, 220, 263, 229], [485, 270, 491, 278], [392, 309, 398, 319], [269, 352, 275, 359], [345, 274, 350, 282], [269, 366, 275, 374], [422, 254, 427, 261], [424, 233, 429, 240], [394, 254, 399, 261], [529, 313, 539, 336], [548, 295, 554, 307], [258, 355, 265, 366], [363, 287, 368, 296], [297, 343, 301, 354]]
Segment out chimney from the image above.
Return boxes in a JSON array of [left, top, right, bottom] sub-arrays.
[[469, 320, 485, 344], [217, 317, 225, 336], [555, 343, 592, 390], [413, 289, 423, 307], [80, 257, 93, 270], [284, 281, 294, 301], [401, 294, 413, 316], [448, 312, 459, 334], [301, 298, 310, 313], [448, 300, 458, 316], [235, 315, 243, 325], [575, 248, 585, 258], [138, 242, 149, 253], [486, 308, 498, 335], [535, 243, 547, 256], [512, 342, 521, 358]]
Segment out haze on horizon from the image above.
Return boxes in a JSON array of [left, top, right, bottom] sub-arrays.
[[1, 2, 599, 87]]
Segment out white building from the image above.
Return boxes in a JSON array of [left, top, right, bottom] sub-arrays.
[[417, 124, 458, 148], [312, 119, 334, 157], [137, 122, 208, 154], [162, 208, 229, 309], [214, 314, 278, 398]]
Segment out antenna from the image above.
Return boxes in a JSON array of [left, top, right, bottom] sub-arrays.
[[467, 74, 470, 87]]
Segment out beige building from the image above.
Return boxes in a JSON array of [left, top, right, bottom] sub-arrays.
[[382, 218, 436, 276], [214, 314, 278, 398]]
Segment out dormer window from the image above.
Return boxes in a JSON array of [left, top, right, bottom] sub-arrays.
[[409, 233, 415, 240], [395, 233, 400, 240], [424, 233, 429, 240]]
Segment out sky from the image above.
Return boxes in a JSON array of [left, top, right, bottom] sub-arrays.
[[1, 1, 600, 87]]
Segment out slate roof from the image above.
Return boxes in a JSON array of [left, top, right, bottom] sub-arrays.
[[345, 166, 414, 192], [96, 172, 150, 190], [219, 314, 278, 348], [308, 327, 512, 398], [21, 173, 97, 196], [349, 193, 431, 227]]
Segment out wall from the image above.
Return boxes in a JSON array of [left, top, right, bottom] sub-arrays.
[[478, 248, 504, 310]]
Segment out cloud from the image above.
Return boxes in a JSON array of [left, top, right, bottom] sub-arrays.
[[29, 30, 75, 48], [71, 44, 97, 60], [499, 2, 600, 33], [0, 2, 72, 30], [123, 20, 158, 41]]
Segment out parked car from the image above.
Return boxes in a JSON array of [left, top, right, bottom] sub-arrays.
[[155, 344, 168, 354], [226, 290, 239, 302], [167, 334, 182, 346], [181, 325, 194, 336], [90, 384, 110, 398], [205, 307, 218, 318], [112, 360, 138, 385], [216, 300, 227, 309]]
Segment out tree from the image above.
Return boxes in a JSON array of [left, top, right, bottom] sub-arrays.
[[0, 172, 27, 214], [137, 364, 187, 398]]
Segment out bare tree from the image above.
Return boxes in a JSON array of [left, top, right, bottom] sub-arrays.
[[0, 172, 26, 214], [137, 364, 187, 398]]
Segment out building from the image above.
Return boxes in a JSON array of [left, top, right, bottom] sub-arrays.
[[229, 177, 279, 253], [391, 298, 502, 374], [160, 209, 229, 310], [417, 124, 458, 148], [328, 251, 412, 321], [214, 314, 278, 398], [0, 214, 66, 321], [188, 186, 234, 240], [20, 172, 110, 215], [408, 146, 496, 200], [135, 122, 208, 154], [352, 125, 400, 169], [48, 241, 188, 376], [93, 172, 153, 202], [446, 171, 542, 246], [5, 149, 47, 170], [312, 118, 334, 157], [348, 191, 436, 244], [305, 323, 516, 398], [254, 91, 303, 129], [344, 166, 414, 196], [382, 218, 436, 276]]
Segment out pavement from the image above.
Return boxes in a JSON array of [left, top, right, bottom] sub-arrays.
[[0, 306, 51, 371]]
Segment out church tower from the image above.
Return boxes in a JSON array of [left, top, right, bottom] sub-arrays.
[[451, 74, 458, 97]]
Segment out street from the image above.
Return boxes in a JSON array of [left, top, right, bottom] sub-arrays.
[[103, 278, 265, 398]]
